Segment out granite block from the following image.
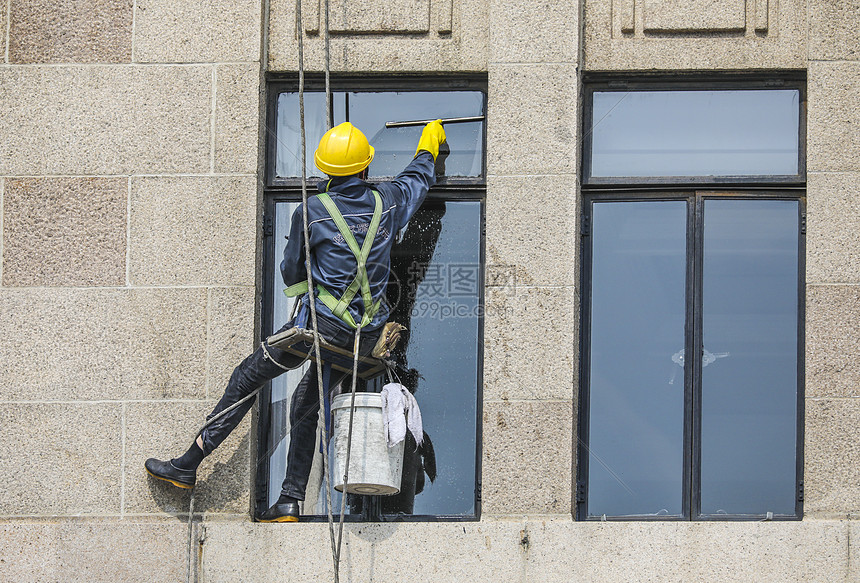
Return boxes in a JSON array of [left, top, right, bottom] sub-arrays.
[[487, 64, 578, 176], [527, 519, 848, 583], [809, 0, 860, 60], [207, 286, 256, 398], [0, 3, 6, 64], [483, 286, 577, 401], [215, 64, 261, 174], [0, 522, 187, 582], [807, 173, 860, 283], [806, 285, 860, 399], [486, 175, 578, 286], [804, 398, 860, 515], [2, 177, 127, 287], [0, 287, 208, 401], [0, 403, 121, 516], [8, 0, 132, 63], [201, 521, 524, 582], [200, 518, 848, 582], [133, 0, 261, 63], [0, 178, 5, 283], [808, 62, 860, 173], [489, 0, 579, 63], [0, 65, 211, 175], [0, 518, 844, 583], [124, 400, 252, 516], [481, 400, 573, 515], [851, 520, 860, 581], [129, 176, 257, 286]]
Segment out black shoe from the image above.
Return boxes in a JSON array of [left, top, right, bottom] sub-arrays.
[[145, 457, 196, 489], [258, 501, 300, 523]]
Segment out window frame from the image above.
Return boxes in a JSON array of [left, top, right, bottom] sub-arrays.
[[265, 73, 488, 190], [581, 72, 807, 188], [256, 74, 488, 522], [576, 74, 806, 522]]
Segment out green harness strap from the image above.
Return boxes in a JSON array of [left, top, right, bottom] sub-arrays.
[[284, 190, 383, 330]]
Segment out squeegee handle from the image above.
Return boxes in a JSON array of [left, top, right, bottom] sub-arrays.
[[385, 115, 485, 128]]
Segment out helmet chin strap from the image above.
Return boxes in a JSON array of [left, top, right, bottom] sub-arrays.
[[326, 168, 369, 185]]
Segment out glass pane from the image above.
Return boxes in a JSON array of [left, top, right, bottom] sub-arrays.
[[266, 201, 312, 509], [348, 91, 484, 178], [587, 201, 687, 517], [700, 199, 799, 516], [591, 90, 800, 178], [275, 92, 329, 180], [382, 200, 481, 515], [273, 90, 484, 180], [266, 200, 481, 517]]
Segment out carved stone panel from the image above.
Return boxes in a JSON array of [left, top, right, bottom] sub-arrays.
[[587, 0, 805, 70], [269, 0, 483, 72], [614, 0, 774, 36], [644, 0, 747, 32], [303, 0, 453, 35]]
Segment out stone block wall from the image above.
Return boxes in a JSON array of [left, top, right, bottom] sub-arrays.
[[482, 0, 580, 519], [804, 5, 860, 517], [1, 0, 860, 580], [0, 1, 262, 579]]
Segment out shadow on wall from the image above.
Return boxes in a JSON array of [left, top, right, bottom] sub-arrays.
[[337, 523, 400, 583], [146, 432, 251, 518]]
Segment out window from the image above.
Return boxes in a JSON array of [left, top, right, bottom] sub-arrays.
[[257, 76, 486, 521], [577, 75, 805, 520]]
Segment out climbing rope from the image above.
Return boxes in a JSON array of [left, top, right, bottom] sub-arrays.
[[296, 1, 369, 581], [314, 0, 360, 575], [295, 0, 342, 579], [184, 3, 379, 580]]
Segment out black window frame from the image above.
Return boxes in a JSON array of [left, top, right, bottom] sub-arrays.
[[576, 72, 806, 522], [265, 73, 488, 190], [256, 73, 488, 522], [581, 71, 807, 188]]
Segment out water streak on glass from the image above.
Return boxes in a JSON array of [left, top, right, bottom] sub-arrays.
[[591, 90, 800, 178], [700, 199, 799, 516], [587, 201, 687, 517]]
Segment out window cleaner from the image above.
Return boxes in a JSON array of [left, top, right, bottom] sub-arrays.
[[144, 119, 447, 524]]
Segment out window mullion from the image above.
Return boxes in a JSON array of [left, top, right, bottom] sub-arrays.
[[688, 193, 706, 520]]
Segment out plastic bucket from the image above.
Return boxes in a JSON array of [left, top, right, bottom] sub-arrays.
[[331, 392, 404, 495]]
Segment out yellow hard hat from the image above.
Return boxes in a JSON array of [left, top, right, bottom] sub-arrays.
[[314, 122, 375, 176]]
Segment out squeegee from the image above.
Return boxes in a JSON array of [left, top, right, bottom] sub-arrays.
[[385, 115, 485, 128]]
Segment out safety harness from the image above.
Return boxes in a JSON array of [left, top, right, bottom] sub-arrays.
[[284, 188, 383, 330]]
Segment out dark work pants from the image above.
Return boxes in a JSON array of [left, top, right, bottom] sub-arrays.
[[200, 314, 380, 502]]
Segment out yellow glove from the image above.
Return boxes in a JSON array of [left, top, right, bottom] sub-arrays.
[[415, 120, 447, 160]]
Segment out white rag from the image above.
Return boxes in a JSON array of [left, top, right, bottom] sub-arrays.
[[380, 383, 423, 448]]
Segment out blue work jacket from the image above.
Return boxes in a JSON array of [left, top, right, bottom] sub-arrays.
[[281, 151, 436, 332]]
